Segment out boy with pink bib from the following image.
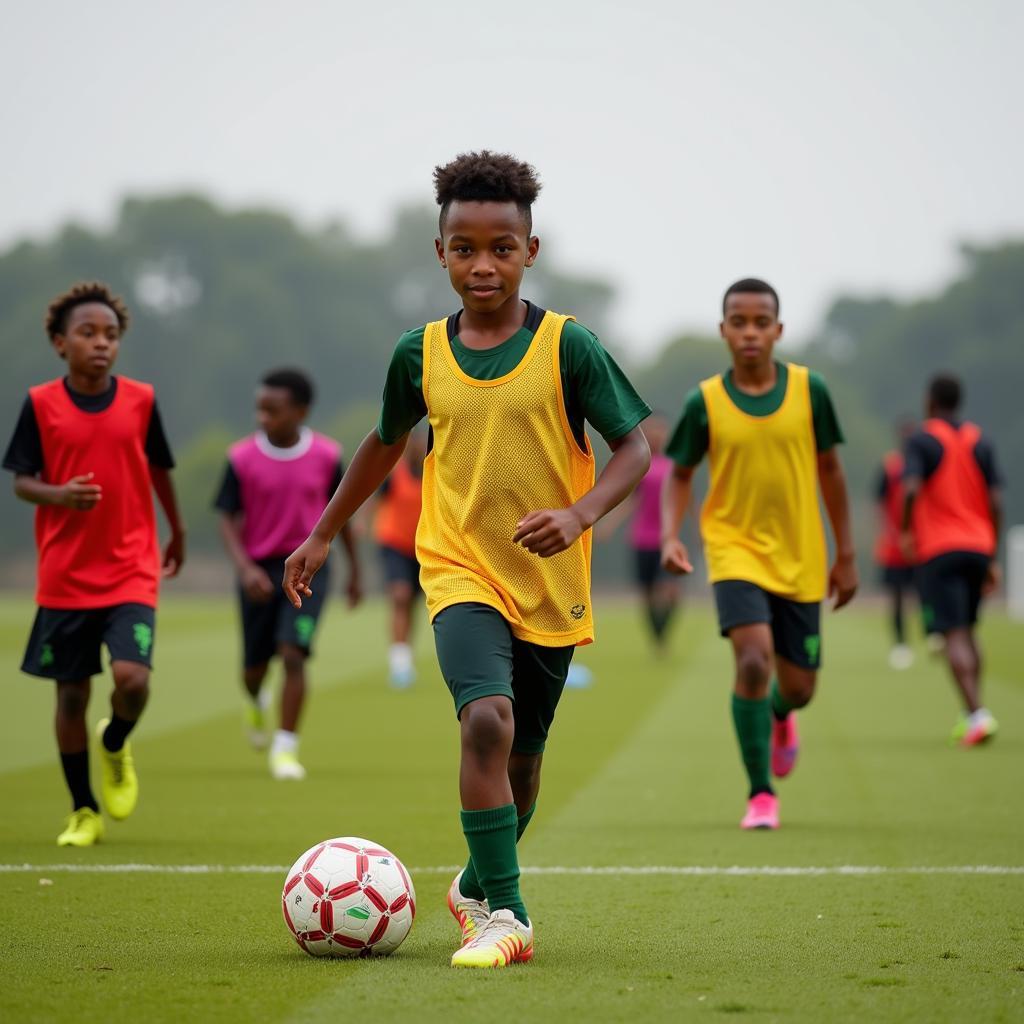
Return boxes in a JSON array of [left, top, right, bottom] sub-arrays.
[[214, 369, 361, 779]]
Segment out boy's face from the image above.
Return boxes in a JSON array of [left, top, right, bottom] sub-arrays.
[[435, 201, 539, 314], [52, 302, 121, 374], [256, 386, 307, 444], [720, 293, 783, 368]]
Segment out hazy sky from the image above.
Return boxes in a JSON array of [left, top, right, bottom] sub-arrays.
[[2, 0, 1021, 353]]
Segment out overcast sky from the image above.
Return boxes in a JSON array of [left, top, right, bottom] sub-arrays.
[[2, 0, 1020, 353]]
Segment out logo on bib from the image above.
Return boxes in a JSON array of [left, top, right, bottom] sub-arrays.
[[569, 604, 586, 620]]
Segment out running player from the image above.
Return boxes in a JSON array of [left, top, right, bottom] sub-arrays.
[[214, 368, 362, 779], [3, 282, 185, 846], [661, 278, 857, 830], [283, 151, 651, 966], [901, 374, 1003, 746]]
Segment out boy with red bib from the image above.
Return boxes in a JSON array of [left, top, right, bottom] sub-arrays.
[[284, 152, 651, 967], [372, 428, 425, 688], [3, 282, 185, 847], [901, 374, 1003, 746], [873, 420, 917, 669]]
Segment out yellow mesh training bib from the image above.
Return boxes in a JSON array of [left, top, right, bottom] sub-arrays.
[[416, 311, 596, 646], [700, 363, 827, 602]]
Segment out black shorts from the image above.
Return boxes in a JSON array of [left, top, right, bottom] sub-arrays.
[[880, 565, 916, 589], [634, 549, 671, 589], [432, 602, 575, 755], [22, 603, 156, 681], [917, 550, 990, 634], [239, 557, 329, 668], [379, 545, 420, 590], [713, 580, 822, 670]]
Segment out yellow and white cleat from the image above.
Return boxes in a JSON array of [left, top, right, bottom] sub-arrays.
[[450, 909, 533, 968], [95, 719, 139, 821], [56, 807, 104, 847], [270, 750, 307, 780], [447, 870, 490, 946], [244, 699, 270, 750]]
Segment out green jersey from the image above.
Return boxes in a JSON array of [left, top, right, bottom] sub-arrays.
[[377, 301, 651, 448], [666, 362, 844, 467]]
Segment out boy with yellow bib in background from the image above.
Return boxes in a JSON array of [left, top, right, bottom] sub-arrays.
[[661, 279, 857, 830], [284, 152, 651, 967]]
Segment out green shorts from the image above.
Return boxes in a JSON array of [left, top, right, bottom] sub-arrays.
[[432, 602, 575, 755]]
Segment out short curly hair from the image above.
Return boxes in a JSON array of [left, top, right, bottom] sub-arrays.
[[433, 151, 542, 234], [45, 281, 130, 341]]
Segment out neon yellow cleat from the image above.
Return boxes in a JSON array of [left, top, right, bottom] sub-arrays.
[[95, 719, 139, 820], [447, 870, 489, 946], [450, 909, 533, 968], [270, 750, 307, 780], [56, 807, 104, 847]]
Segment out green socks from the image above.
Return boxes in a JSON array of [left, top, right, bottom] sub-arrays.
[[731, 694, 773, 797], [770, 678, 797, 721], [460, 804, 528, 925], [460, 803, 535, 924]]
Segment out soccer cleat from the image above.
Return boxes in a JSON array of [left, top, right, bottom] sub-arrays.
[[961, 711, 998, 748], [949, 717, 969, 745], [447, 870, 490, 946], [245, 694, 270, 750], [450, 908, 534, 969], [771, 713, 800, 778], [888, 644, 914, 670], [95, 719, 138, 821], [270, 750, 307, 780], [741, 792, 780, 830], [56, 807, 104, 847]]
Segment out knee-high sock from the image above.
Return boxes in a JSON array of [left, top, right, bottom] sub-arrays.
[[461, 804, 527, 925], [731, 694, 773, 797], [60, 750, 99, 812], [770, 678, 798, 721], [461, 803, 536, 903]]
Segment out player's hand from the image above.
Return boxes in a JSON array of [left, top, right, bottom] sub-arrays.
[[829, 554, 858, 610], [660, 537, 693, 576], [241, 562, 274, 602], [898, 529, 915, 562], [513, 507, 586, 558], [283, 535, 331, 608], [60, 473, 102, 511], [983, 559, 1001, 597], [346, 568, 363, 609], [162, 529, 186, 578]]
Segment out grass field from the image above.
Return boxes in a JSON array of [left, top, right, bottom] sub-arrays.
[[0, 591, 1021, 1023]]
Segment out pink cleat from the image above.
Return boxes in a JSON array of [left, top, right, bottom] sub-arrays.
[[771, 714, 800, 778], [741, 792, 780, 830]]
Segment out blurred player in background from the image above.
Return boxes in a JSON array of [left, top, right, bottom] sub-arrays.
[[901, 374, 1003, 746], [662, 278, 857, 831], [597, 412, 683, 653], [372, 427, 425, 688], [874, 420, 918, 669], [214, 368, 361, 780], [283, 151, 651, 967], [3, 282, 185, 846]]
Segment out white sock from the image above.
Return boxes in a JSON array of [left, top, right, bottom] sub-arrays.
[[389, 643, 413, 675], [272, 730, 298, 756], [968, 708, 991, 726]]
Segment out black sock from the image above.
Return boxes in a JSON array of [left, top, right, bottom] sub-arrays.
[[102, 714, 137, 753], [60, 751, 99, 812]]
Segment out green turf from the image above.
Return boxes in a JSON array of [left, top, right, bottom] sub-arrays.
[[0, 593, 1021, 1023]]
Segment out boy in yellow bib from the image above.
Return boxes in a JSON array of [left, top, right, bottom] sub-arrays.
[[661, 279, 857, 830], [283, 152, 651, 966]]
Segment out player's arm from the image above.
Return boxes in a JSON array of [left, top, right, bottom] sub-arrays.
[[13, 472, 102, 509], [514, 425, 651, 557], [337, 521, 363, 608], [284, 430, 406, 607], [150, 466, 185, 577], [660, 463, 695, 575], [817, 448, 857, 609]]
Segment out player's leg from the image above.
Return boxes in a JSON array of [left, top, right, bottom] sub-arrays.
[[387, 578, 416, 688], [650, 574, 682, 649], [238, 570, 277, 749], [716, 582, 778, 827], [22, 608, 105, 844], [96, 604, 155, 821], [886, 568, 914, 669], [271, 643, 307, 779]]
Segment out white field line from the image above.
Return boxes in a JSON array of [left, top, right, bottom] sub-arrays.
[[1, 863, 1023, 876]]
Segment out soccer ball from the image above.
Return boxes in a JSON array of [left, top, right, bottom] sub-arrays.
[[281, 837, 416, 957]]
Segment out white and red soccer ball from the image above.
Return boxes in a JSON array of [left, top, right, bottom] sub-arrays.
[[282, 837, 416, 957]]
